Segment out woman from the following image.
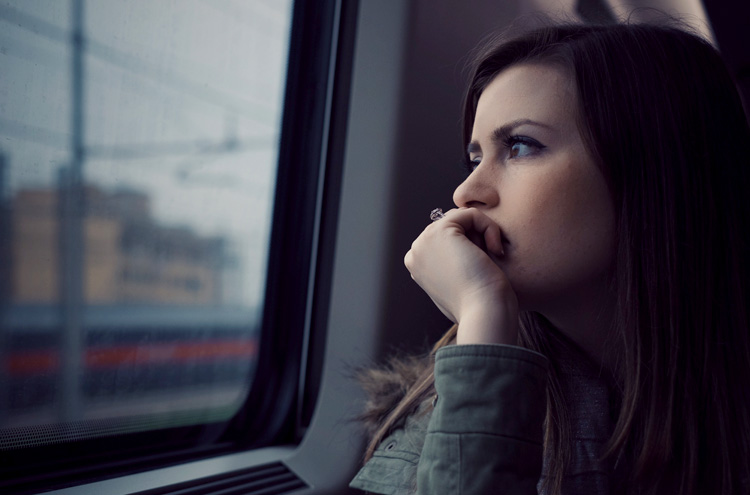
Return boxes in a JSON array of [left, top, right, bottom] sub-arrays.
[[350, 23, 750, 495]]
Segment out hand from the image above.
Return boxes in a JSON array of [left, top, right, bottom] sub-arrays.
[[404, 208, 519, 345]]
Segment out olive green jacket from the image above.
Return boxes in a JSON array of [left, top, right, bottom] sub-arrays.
[[350, 344, 549, 494]]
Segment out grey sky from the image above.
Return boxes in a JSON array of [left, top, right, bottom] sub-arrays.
[[0, 0, 293, 306]]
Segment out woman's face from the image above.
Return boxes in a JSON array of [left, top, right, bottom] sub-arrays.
[[454, 63, 615, 315]]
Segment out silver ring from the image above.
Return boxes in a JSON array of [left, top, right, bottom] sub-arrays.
[[430, 208, 445, 222]]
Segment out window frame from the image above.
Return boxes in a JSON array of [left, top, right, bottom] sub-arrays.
[[218, 0, 357, 448]]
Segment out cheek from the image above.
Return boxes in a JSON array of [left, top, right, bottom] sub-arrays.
[[502, 166, 615, 296]]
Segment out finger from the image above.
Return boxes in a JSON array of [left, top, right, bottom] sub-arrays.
[[484, 225, 504, 257], [442, 208, 505, 257]]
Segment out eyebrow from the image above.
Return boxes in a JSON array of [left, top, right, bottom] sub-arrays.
[[466, 119, 552, 154]]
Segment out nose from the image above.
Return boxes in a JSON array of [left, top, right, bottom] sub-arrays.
[[452, 164, 499, 209]]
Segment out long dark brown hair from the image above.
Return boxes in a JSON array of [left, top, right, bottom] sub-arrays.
[[360, 23, 750, 495]]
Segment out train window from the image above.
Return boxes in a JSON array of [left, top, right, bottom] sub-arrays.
[[0, 0, 350, 491]]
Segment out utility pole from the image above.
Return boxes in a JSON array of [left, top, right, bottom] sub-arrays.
[[59, 0, 85, 423], [0, 151, 9, 425]]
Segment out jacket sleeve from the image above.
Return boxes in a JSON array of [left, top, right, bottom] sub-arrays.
[[416, 344, 548, 495]]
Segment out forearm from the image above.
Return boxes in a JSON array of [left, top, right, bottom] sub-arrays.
[[417, 344, 548, 495]]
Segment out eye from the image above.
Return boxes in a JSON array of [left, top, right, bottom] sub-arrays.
[[505, 136, 545, 159], [463, 155, 482, 175]]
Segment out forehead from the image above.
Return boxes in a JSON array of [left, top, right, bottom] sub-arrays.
[[473, 63, 577, 134]]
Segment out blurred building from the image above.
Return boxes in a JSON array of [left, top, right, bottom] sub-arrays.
[[10, 185, 226, 306]]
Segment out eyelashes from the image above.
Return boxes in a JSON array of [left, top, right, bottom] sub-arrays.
[[505, 135, 545, 159], [463, 135, 546, 175]]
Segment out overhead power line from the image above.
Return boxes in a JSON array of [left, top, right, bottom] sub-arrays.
[[0, 116, 273, 159], [0, 117, 68, 149], [0, 4, 278, 128], [86, 135, 275, 160]]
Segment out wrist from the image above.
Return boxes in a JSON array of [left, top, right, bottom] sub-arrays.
[[456, 296, 518, 346]]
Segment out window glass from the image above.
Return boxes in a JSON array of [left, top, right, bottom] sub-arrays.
[[0, 0, 293, 449]]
